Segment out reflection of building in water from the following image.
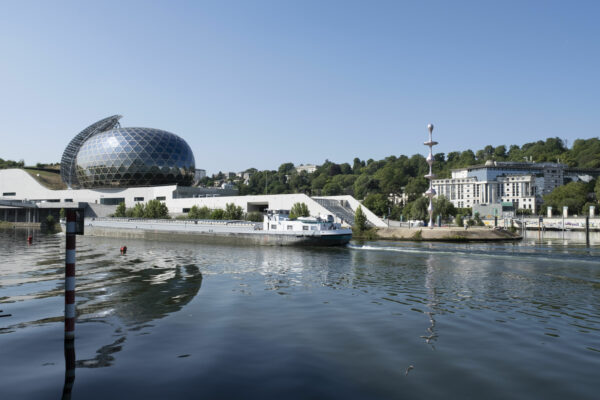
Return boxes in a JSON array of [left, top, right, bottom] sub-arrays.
[[59, 263, 203, 397], [71, 264, 202, 369], [79, 263, 202, 326]]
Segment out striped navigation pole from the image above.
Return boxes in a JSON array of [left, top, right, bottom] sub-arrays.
[[65, 209, 77, 339], [63, 209, 77, 399], [424, 123, 438, 229]]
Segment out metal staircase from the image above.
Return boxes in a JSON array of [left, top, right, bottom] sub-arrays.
[[313, 198, 366, 226]]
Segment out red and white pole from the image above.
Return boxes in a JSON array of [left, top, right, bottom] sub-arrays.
[[65, 209, 76, 339]]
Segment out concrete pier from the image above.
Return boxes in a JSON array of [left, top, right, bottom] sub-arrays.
[[376, 226, 521, 241]]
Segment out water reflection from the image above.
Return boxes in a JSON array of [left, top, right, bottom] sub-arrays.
[[62, 338, 75, 400], [423, 255, 439, 349], [2, 229, 600, 400]]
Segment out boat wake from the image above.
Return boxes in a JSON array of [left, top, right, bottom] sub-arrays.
[[347, 244, 600, 265]]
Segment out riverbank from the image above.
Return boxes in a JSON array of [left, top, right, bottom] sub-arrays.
[[376, 226, 521, 241]]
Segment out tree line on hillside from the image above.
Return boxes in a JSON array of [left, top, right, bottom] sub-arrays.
[[222, 137, 599, 219], [4, 137, 600, 219], [0, 158, 25, 169]]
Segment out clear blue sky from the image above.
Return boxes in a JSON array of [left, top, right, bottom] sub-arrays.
[[1, 0, 598, 174]]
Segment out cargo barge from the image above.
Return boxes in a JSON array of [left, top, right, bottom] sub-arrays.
[[82, 209, 353, 246]]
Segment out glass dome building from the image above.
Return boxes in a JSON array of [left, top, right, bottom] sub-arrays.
[[60, 116, 195, 188]]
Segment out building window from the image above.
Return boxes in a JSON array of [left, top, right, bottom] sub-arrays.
[[287, 225, 293, 230], [64, 199, 73, 202], [2, 192, 16, 196], [182, 208, 190, 213], [271, 224, 277, 229], [303, 226, 309, 230], [100, 197, 125, 205], [156, 196, 166, 201], [134, 197, 144, 202]]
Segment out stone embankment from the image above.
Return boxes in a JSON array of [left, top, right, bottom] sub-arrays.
[[376, 226, 521, 241]]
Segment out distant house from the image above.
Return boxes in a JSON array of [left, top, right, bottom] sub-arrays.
[[295, 164, 318, 174]]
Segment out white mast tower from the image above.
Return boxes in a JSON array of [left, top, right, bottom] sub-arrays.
[[424, 124, 437, 229]]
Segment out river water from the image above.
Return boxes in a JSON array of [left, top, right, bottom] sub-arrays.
[[1, 228, 599, 399]]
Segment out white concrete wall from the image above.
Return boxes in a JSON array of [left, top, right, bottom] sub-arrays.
[[0, 169, 176, 206], [0, 169, 336, 221]]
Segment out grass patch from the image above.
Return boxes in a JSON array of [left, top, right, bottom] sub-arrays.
[[410, 230, 423, 241], [445, 234, 468, 241], [24, 168, 66, 190]]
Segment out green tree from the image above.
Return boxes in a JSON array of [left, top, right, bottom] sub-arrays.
[[362, 193, 390, 217], [433, 195, 456, 219], [322, 182, 343, 195], [224, 203, 244, 219], [144, 199, 169, 219], [210, 208, 225, 219], [403, 196, 428, 221], [114, 202, 126, 217], [542, 181, 589, 215], [245, 212, 264, 222], [59, 208, 66, 220], [455, 214, 464, 227], [595, 178, 600, 202], [132, 203, 145, 218], [45, 214, 56, 232], [404, 177, 428, 202], [354, 205, 367, 232], [278, 162, 295, 175], [353, 174, 377, 199], [197, 206, 211, 219], [188, 205, 212, 219], [289, 202, 310, 219]]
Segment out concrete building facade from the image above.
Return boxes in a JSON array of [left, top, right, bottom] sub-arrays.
[[0, 169, 386, 227], [432, 161, 599, 213]]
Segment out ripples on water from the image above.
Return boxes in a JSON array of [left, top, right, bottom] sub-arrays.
[[0, 228, 599, 399]]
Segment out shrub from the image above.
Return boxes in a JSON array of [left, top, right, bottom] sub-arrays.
[[188, 205, 211, 219], [289, 202, 310, 219], [245, 212, 264, 222], [224, 203, 244, 220], [210, 208, 225, 220], [145, 199, 169, 219], [114, 202, 126, 217], [354, 205, 367, 232], [132, 203, 145, 218], [411, 230, 423, 241], [45, 214, 58, 233]]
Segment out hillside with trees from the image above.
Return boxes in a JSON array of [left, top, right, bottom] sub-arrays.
[[2, 137, 599, 218], [231, 137, 600, 219]]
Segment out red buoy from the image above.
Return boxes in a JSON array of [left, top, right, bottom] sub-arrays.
[[27, 236, 33, 244]]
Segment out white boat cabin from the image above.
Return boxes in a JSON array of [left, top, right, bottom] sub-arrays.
[[263, 209, 343, 233]]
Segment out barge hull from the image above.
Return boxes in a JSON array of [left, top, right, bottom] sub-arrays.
[[84, 225, 351, 246]]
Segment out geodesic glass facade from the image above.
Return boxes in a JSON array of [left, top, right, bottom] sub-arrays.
[[74, 127, 195, 188], [60, 115, 122, 188]]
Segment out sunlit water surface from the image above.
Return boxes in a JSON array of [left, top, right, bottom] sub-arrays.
[[1, 228, 599, 399]]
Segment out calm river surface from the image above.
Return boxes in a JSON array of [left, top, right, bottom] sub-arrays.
[[1, 228, 599, 399]]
